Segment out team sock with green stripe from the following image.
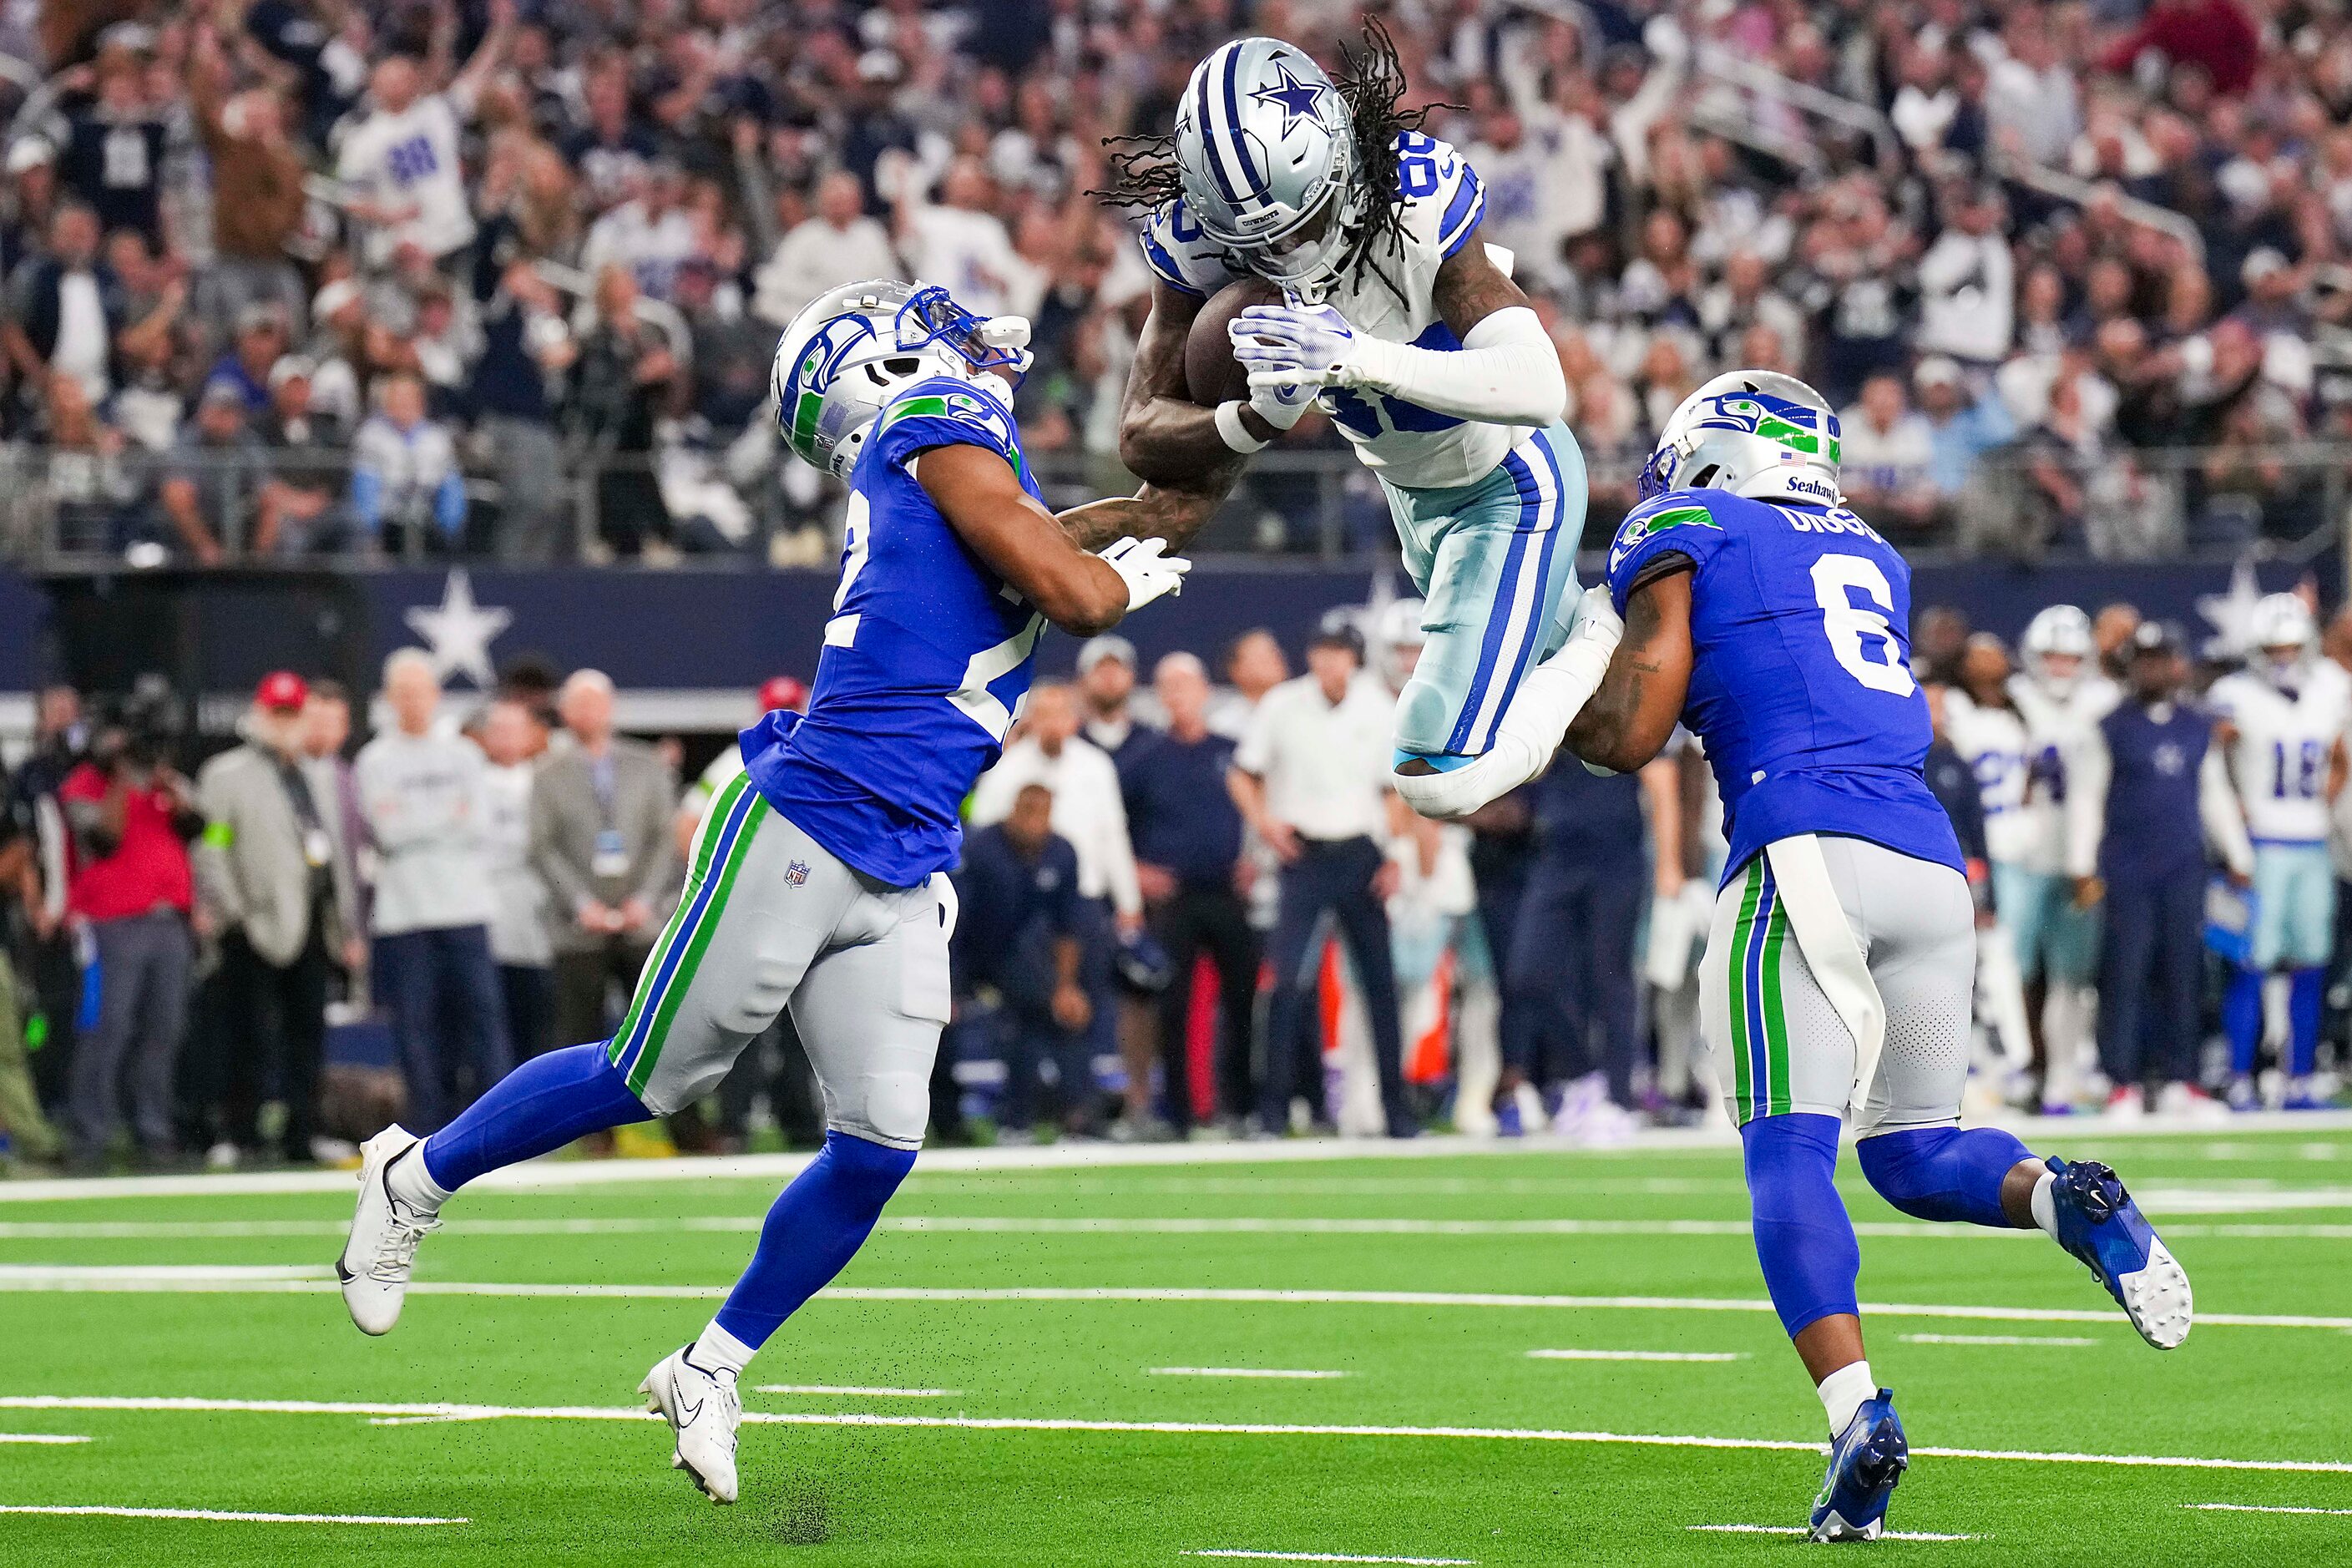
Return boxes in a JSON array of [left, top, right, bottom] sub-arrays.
[[418, 1043, 654, 1193], [1741, 1113, 1860, 1338]]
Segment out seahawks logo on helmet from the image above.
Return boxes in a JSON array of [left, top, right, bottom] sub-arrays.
[[1610, 503, 1721, 575]]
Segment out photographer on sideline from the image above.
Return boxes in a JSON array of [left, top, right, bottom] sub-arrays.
[[57, 695, 204, 1170]]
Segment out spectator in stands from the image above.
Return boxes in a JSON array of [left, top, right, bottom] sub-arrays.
[[350, 371, 467, 554], [3, 200, 130, 408], [1914, 355, 2016, 499], [532, 669, 678, 1060], [1120, 652, 1256, 1136], [569, 264, 676, 559], [1232, 628, 1414, 1139], [41, 372, 139, 554], [753, 167, 903, 329], [953, 781, 1096, 1137], [477, 695, 553, 1060], [1916, 184, 2016, 370], [1839, 373, 1940, 536], [468, 253, 574, 563], [893, 154, 1038, 323], [186, 22, 308, 335], [334, 3, 512, 271], [194, 672, 361, 1166], [48, 31, 171, 249], [357, 650, 509, 1131], [58, 707, 201, 1169], [161, 380, 304, 564], [207, 305, 294, 416]]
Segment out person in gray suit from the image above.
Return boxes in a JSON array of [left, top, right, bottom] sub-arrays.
[[531, 670, 680, 1060], [193, 671, 362, 1166]]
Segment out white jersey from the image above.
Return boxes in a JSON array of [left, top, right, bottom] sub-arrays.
[[1140, 132, 1506, 491], [2209, 663, 2352, 845], [336, 93, 476, 264], [1944, 690, 2037, 867], [2004, 673, 2117, 876]]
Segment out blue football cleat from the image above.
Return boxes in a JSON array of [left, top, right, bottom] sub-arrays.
[[1809, 1388, 1907, 1542], [2045, 1156, 2193, 1349]]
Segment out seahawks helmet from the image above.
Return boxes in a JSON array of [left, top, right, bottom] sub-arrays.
[[2247, 591, 2317, 684], [769, 280, 1032, 480], [1640, 372, 1844, 508], [1172, 38, 1359, 301], [2020, 604, 2095, 698]]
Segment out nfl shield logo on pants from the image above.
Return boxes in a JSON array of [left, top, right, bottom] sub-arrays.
[[785, 859, 811, 887]]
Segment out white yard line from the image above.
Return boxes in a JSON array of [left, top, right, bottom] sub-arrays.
[[1184, 1552, 1478, 1565], [0, 1504, 465, 1525], [1525, 1349, 1748, 1363], [2183, 1503, 2352, 1516], [752, 1385, 958, 1398], [3, 1112, 2342, 1201], [6, 1395, 2349, 1475], [1147, 1368, 1350, 1380], [0, 1434, 89, 1444], [1, 1269, 2346, 1331], [1688, 1524, 1977, 1541], [1899, 1334, 2101, 1348]]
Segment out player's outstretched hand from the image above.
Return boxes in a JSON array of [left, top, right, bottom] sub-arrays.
[[1231, 302, 1359, 393], [1565, 584, 1623, 650], [1099, 535, 1192, 613]]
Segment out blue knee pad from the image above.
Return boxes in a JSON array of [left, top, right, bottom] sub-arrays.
[[1742, 1113, 1859, 1338], [1856, 1125, 2033, 1229], [714, 1130, 918, 1349], [421, 1042, 650, 1191]]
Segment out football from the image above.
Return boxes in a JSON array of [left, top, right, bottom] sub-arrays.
[[1181, 276, 1285, 407]]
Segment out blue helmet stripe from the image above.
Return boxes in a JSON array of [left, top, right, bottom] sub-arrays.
[[1194, 53, 1246, 208], [1220, 45, 1267, 207]]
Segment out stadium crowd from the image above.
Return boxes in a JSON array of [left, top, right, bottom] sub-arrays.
[[0, 0, 2343, 564], [0, 581, 2346, 1175]]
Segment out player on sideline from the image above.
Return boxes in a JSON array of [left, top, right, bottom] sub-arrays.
[[336, 279, 1191, 1505], [2207, 594, 2350, 1110], [1559, 371, 2193, 1541], [1068, 26, 1611, 822]]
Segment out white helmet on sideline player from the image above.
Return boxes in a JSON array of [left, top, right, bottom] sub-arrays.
[[1374, 595, 1428, 692], [2020, 604, 2095, 699], [1172, 38, 1359, 301], [2248, 592, 2317, 684], [770, 280, 1032, 480], [1640, 371, 1844, 508]]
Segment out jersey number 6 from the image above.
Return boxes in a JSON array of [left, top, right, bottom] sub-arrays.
[[1810, 553, 1916, 698]]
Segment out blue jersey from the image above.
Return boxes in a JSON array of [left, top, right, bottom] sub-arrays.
[[1605, 488, 1962, 882], [743, 376, 1044, 887]]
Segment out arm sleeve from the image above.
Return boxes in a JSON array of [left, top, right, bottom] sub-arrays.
[[2200, 744, 2254, 878], [2065, 728, 2110, 880], [1343, 304, 1565, 427]]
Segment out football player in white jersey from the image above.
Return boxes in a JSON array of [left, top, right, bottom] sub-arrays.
[[1066, 26, 1615, 824], [2004, 605, 2118, 1110], [1938, 636, 2037, 1086], [2208, 594, 2350, 1109]]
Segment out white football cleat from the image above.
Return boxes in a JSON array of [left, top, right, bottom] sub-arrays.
[[641, 1346, 741, 1505], [336, 1125, 440, 1336]]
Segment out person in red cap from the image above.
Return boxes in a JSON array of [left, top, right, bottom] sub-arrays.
[[190, 670, 362, 1166]]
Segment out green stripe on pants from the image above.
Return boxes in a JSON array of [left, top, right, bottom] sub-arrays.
[[609, 771, 752, 1070], [1760, 894, 1792, 1117], [626, 789, 771, 1097], [1727, 861, 1762, 1122]]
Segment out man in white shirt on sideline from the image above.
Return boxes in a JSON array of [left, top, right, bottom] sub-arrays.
[[356, 650, 511, 1131], [334, 0, 512, 270], [476, 695, 552, 1060], [1229, 627, 1416, 1139]]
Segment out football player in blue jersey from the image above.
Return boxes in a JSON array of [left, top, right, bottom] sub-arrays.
[[1558, 372, 2195, 1541], [1067, 25, 1609, 822], [336, 280, 1191, 1505]]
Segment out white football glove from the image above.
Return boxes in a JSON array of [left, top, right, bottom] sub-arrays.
[[1230, 302, 1362, 395], [1565, 583, 1623, 650], [1098, 535, 1191, 613]]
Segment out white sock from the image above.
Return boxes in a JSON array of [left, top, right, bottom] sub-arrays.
[[2029, 1171, 2058, 1238], [690, 1321, 756, 1379], [385, 1141, 452, 1214], [1817, 1359, 1876, 1436]]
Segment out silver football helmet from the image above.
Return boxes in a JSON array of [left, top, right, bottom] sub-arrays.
[[2020, 604, 2095, 698], [1641, 371, 1844, 508], [2248, 591, 2316, 685], [1172, 38, 1359, 301], [769, 280, 1031, 480]]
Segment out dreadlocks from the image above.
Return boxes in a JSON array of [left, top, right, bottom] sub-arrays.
[[1090, 18, 1450, 308]]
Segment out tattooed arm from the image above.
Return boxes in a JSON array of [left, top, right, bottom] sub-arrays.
[[1565, 559, 1695, 776]]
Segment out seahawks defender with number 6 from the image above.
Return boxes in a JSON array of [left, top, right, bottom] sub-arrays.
[[1561, 372, 2194, 1541], [1070, 27, 1607, 820], [336, 280, 1189, 1505]]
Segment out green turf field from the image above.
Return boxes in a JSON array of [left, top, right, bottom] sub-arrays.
[[2, 1123, 2349, 1565]]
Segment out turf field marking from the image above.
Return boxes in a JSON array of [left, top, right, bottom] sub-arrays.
[[1688, 1525, 1977, 1541], [753, 1385, 958, 1398], [0, 1505, 466, 1525], [2183, 1503, 2352, 1516], [1148, 1368, 1351, 1379], [1899, 1333, 2100, 1347], [1525, 1349, 1748, 1363], [0, 1434, 89, 1444], [1184, 1552, 1478, 1564], [5, 1271, 2350, 1332], [10, 1396, 2352, 1474]]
